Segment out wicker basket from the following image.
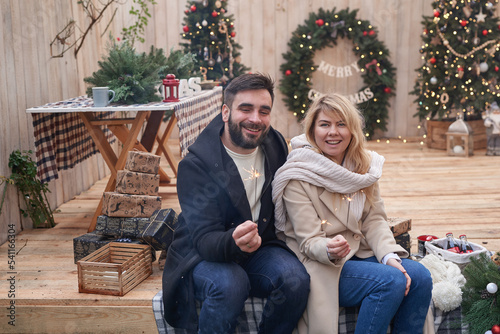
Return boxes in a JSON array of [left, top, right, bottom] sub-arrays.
[[77, 242, 152, 296]]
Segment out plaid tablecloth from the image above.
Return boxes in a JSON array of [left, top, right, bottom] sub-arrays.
[[27, 88, 223, 184], [152, 290, 466, 334], [174, 87, 222, 157]]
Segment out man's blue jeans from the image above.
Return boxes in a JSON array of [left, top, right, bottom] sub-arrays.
[[192, 245, 310, 334], [339, 256, 433, 334]]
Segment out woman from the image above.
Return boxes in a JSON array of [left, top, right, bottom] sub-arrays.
[[272, 93, 432, 334]]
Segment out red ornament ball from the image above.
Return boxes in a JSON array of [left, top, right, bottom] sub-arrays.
[[430, 57, 437, 64], [384, 87, 392, 94], [316, 19, 324, 27], [363, 31, 368, 36], [434, 10, 440, 17], [285, 70, 292, 76], [369, 30, 376, 36], [460, 20, 467, 27], [183, 26, 190, 33], [184, 9, 189, 14], [495, 66, 499, 72], [491, 325, 500, 334], [231, 31, 236, 38], [212, 10, 218, 17], [483, 29, 488, 36], [190, 5, 197, 12]]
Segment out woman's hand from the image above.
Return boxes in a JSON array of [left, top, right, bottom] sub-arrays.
[[326, 235, 351, 260], [386, 258, 411, 296]]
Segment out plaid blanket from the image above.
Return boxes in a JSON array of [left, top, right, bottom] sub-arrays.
[[27, 88, 223, 184], [152, 290, 465, 334]]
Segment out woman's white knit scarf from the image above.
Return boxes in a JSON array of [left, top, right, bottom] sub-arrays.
[[272, 134, 385, 233]]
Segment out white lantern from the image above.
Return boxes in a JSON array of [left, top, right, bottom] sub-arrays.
[[446, 113, 474, 157]]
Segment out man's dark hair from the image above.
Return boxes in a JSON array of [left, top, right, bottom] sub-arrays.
[[223, 73, 275, 108]]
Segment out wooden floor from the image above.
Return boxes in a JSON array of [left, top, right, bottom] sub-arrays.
[[1, 139, 499, 333]]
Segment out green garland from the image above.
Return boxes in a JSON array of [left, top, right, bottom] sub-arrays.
[[462, 253, 500, 334], [279, 8, 396, 138]]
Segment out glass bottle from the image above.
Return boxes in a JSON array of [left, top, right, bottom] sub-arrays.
[[446, 232, 460, 253], [459, 234, 473, 254]]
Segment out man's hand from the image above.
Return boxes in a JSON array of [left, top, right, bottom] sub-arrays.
[[232, 220, 262, 253], [326, 235, 351, 260]]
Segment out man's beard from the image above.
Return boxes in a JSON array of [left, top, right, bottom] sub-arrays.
[[228, 113, 269, 149]]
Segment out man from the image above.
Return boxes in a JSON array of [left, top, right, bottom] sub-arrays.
[[162, 73, 310, 333]]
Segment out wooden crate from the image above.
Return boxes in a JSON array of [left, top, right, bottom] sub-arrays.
[[77, 242, 152, 296], [426, 119, 487, 150]]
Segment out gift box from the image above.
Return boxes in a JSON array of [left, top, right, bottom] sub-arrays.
[[73, 232, 156, 264], [140, 208, 178, 251], [73, 231, 115, 263], [395, 232, 411, 255], [95, 215, 151, 238], [387, 217, 412, 237], [101, 192, 161, 218], [115, 169, 160, 196], [124, 150, 160, 175]]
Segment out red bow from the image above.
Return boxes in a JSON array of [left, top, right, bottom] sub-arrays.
[[365, 59, 382, 75]]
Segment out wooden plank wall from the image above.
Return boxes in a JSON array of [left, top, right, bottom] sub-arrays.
[[1, 0, 498, 243]]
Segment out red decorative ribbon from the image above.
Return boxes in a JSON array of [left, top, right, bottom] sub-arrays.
[[365, 59, 382, 75]]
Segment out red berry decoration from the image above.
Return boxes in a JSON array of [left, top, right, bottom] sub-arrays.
[[384, 87, 392, 94], [212, 10, 218, 18], [285, 70, 292, 76], [434, 10, 440, 17], [190, 5, 197, 12], [460, 20, 467, 27], [430, 57, 437, 64], [183, 26, 189, 33], [483, 29, 488, 36], [316, 19, 324, 27], [492, 324, 500, 334]]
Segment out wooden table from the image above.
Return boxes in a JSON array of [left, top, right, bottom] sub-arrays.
[[27, 87, 223, 231]]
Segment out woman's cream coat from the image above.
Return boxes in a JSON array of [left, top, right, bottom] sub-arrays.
[[281, 179, 408, 334]]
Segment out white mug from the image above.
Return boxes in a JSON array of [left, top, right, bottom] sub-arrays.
[[92, 87, 115, 107]]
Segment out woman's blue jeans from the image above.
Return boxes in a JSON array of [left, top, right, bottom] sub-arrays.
[[192, 245, 310, 334], [339, 256, 433, 334]]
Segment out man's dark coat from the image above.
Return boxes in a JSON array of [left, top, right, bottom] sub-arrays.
[[162, 113, 289, 331]]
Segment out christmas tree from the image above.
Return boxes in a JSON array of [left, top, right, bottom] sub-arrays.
[[411, 0, 500, 122], [181, 0, 249, 85], [461, 252, 500, 334]]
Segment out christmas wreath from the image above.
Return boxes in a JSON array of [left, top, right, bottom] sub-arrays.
[[279, 8, 396, 138]]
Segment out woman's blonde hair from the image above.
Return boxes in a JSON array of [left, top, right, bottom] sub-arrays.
[[302, 93, 376, 202]]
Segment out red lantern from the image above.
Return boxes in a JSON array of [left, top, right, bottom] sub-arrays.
[[162, 74, 180, 102]]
